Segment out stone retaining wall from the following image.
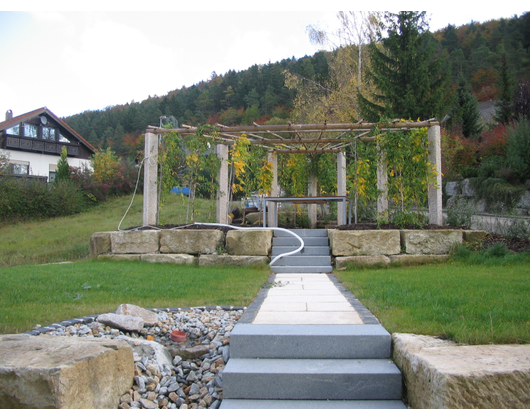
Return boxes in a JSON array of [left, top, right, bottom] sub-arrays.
[[329, 229, 482, 268], [90, 229, 272, 267], [91, 228, 484, 267]]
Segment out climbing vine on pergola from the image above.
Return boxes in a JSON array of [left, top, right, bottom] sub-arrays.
[[143, 119, 442, 228]]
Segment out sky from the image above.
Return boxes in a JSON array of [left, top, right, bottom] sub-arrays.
[[0, 1, 527, 119]]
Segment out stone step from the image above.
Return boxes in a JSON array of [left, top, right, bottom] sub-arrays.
[[270, 266, 333, 273], [272, 255, 331, 267], [274, 229, 328, 237], [273, 236, 329, 247], [220, 399, 407, 409], [222, 358, 403, 400], [271, 246, 330, 257], [230, 324, 391, 359]]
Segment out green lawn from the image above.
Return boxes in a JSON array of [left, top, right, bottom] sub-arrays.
[[335, 258, 530, 345], [0, 260, 270, 334]]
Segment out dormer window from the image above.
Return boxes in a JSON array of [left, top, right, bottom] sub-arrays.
[[24, 123, 38, 138], [59, 133, 70, 143], [6, 125, 19, 135], [42, 127, 56, 141]]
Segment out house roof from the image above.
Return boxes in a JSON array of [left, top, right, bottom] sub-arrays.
[[0, 107, 97, 153]]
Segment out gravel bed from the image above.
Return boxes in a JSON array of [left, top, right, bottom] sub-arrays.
[[26, 306, 245, 409]]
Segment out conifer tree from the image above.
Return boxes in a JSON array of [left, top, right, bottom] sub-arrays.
[[55, 146, 71, 182], [357, 11, 451, 121], [494, 49, 514, 125]]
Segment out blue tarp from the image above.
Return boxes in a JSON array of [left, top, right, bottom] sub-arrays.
[[170, 186, 192, 196]]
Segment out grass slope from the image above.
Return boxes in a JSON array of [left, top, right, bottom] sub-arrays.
[[0, 193, 216, 267]]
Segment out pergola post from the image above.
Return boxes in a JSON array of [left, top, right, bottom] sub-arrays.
[[267, 152, 278, 227], [337, 151, 347, 225], [308, 174, 318, 228], [376, 144, 388, 219], [428, 125, 443, 225], [143, 132, 159, 226], [216, 143, 229, 224]]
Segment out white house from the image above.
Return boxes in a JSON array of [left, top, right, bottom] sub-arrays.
[[0, 107, 96, 181]]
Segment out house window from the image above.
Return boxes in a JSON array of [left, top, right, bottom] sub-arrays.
[[59, 133, 70, 143], [6, 125, 20, 135], [49, 164, 57, 183], [24, 124, 38, 138], [10, 161, 29, 175], [42, 127, 56, 141]]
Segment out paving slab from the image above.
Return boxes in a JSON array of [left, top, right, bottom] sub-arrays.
[[250, 273, 365, 325]]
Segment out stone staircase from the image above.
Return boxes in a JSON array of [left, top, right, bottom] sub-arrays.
[[270, 229, 332, 273], [221, 324, 406, 409]]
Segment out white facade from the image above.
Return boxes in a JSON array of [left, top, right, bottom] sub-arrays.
[[3, 148, 91, 181]]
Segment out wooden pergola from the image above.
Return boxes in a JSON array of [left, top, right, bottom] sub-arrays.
[[143, 120, 442, 227]]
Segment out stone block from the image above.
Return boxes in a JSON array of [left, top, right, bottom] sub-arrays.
[[226, 230, 273, 256], [140, 254, 197, 265], [98, 254, 141, 261], [392, 333, 530, 409], [198, 255, 269, 267], [462, 230, 488, 243], [159, 230, 224, 255], [0, 334, 134, 409], [401, 230, 462, 255], [111, 230, 160, 254], [328, 230, 401, 256], [389, 254, 449, 265], [335, 256, 391, 268], [90, 232, 112, 256]]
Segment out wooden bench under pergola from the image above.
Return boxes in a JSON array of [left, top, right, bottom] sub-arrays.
[[144, 120, 442, 228]]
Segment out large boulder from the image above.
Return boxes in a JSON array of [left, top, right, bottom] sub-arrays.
[[401, 230, 462, 255], [110, 230, 160, 254], [225, 230, 273, 256], [0, 334, 134, 409], [328, 229, 401, 256], [159, 230, 224, 255], [392, 333, 530, 409]]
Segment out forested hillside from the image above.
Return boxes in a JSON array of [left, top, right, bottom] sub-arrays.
[[64, 12, 530, 159]]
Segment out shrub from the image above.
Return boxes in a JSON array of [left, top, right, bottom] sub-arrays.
[[0, 176, 88, 224], [446, 197, 473, 227], [505, 117, 530, 183], [478, 124, 508, 159], [441, 130, 478, 181]]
